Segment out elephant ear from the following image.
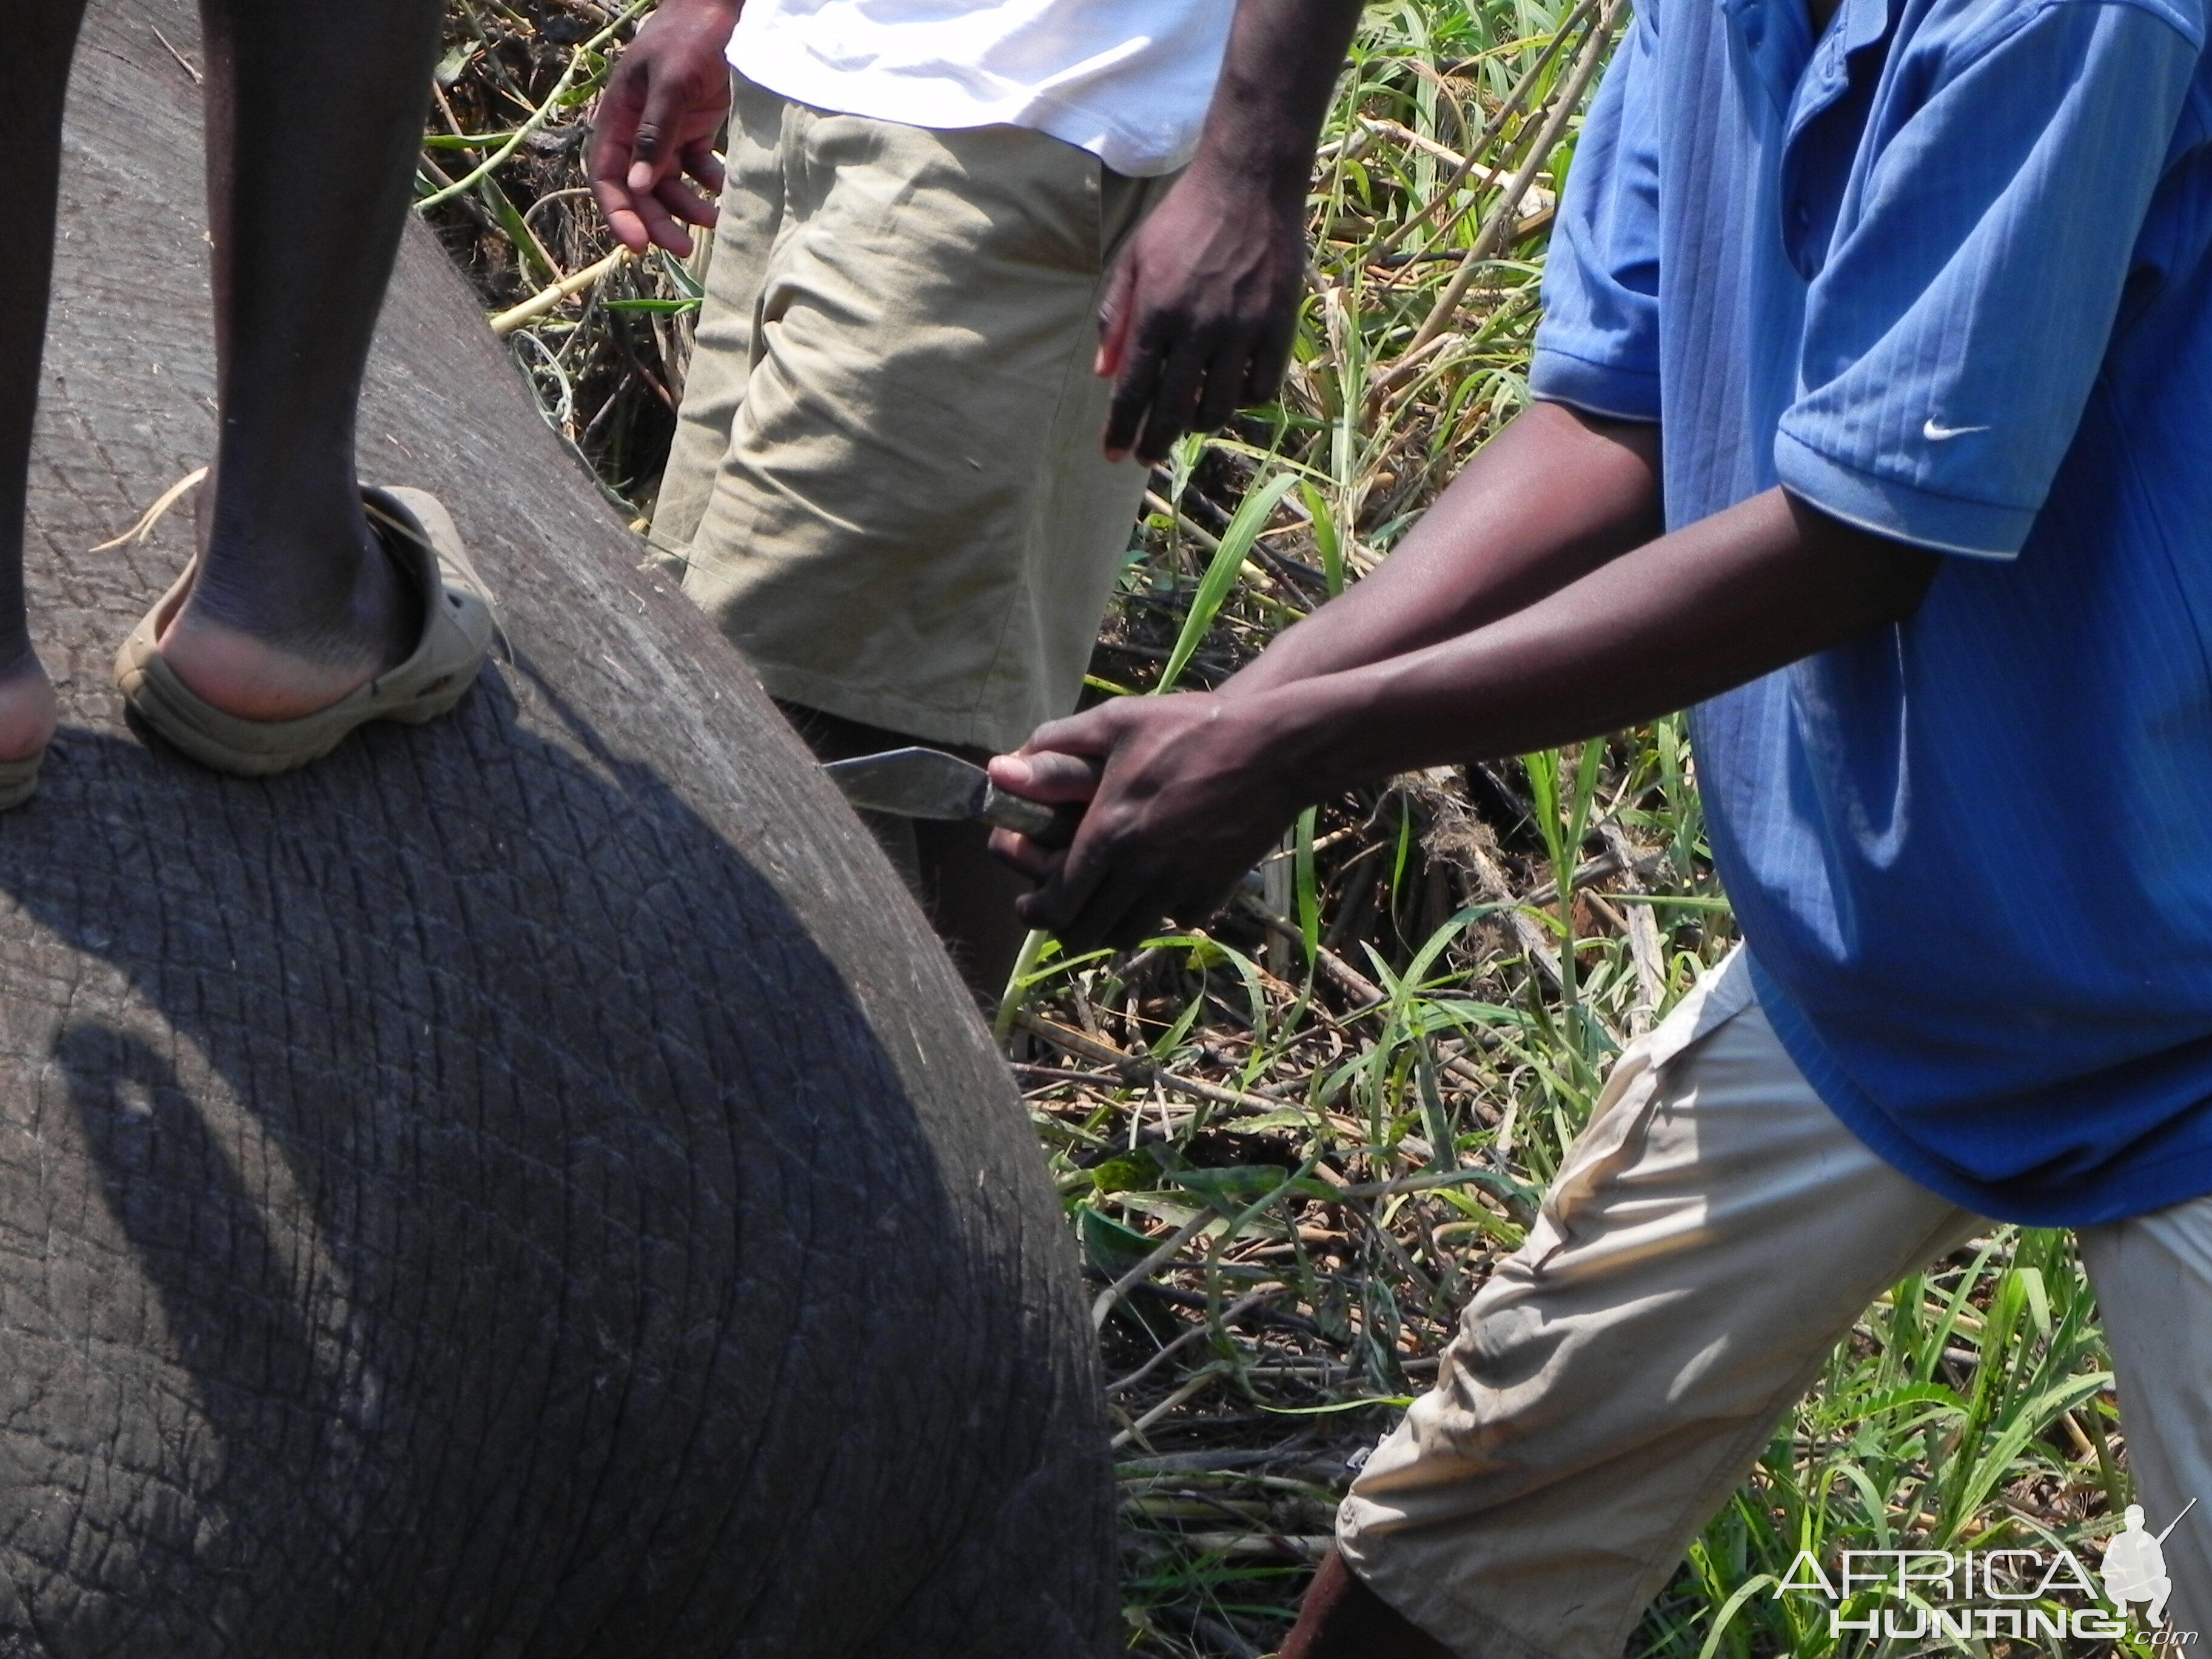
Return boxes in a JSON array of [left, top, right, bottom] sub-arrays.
[[0, 5, 1116, 1657]]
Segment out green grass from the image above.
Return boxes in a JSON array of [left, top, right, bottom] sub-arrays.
[[422, 4, 2143, 1654]]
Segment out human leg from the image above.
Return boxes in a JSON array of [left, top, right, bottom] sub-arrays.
[[1281, 1549, 1455, 1659], [909, 812, 1034, 1005], [649, 89, 1164, 757], [153, 0, 445, 722], [1296, 956, 1984, 1659], [648, 89, 1164, 984], [0, 0, 92, 770], [779, 702, 1033, 1001], [2078, 1197, 2212, 1641]]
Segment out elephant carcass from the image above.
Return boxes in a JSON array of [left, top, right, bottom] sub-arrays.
[[0, 2, 1114, 1654]]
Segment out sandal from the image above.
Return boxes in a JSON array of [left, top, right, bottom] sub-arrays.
[[114, 486, 497, 778], [0, 748, 41, 813]]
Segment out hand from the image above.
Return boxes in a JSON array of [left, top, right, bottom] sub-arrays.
[[988, 694, 1305, 953], [589, 0, 741, 256], [1097, 167, 1308, 465]]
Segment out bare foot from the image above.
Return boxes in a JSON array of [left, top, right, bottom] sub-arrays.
[[156, 613, 397, 723], [0, 654, 57, 765], [156, 526, 418, 723]]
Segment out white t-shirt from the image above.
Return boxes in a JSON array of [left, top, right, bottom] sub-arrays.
[[726, 0, 1235, 177]]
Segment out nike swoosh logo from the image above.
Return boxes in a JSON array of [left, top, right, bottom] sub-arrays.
[[1923, 419, 1991, 441]]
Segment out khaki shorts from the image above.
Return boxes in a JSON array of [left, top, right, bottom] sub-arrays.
[[647, 73, 1171, 753], [1342, 950, 2212, 1658]]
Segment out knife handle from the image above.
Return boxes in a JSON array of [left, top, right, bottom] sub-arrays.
[[979, 785, 1057, 839]]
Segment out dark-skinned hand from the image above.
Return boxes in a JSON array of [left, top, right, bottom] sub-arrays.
[[988, 693, 1303, 954], [589, 0, 739, 256], [1097, 164, 1307, 465]]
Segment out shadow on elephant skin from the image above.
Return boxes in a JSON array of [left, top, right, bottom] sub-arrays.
[[0, 662, 1111, 1658]]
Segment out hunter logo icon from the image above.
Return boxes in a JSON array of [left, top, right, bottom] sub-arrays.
[[2105, 1500, 2195, 1627], [1774, 1501, 2207, 1644]]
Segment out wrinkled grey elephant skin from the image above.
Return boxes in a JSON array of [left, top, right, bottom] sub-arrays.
[[0, 3, 1117, 1655]]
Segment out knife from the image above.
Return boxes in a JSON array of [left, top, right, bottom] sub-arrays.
[[823, 746, 1058, 837]]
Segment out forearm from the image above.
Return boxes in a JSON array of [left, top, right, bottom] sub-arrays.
[[1225, 401, 1663, 697], [654, 0, 740, 24], [1189, 0, 1370, 207], [1241, 485, 1936, 787], [629, 0, 742, 50]]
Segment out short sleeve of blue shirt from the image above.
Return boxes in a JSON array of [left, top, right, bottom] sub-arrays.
[[1526, 6, 1663, 423], [1777, 0, 2201, 556]]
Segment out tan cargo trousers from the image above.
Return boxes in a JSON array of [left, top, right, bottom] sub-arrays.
[[1341, 950, 2212, 1658], [647, 74, 1171, 754]]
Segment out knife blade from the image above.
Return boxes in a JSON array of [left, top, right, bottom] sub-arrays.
[[823, 746, 1057, 837]]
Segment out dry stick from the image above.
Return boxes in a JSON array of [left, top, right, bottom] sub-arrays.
[[1398, 0, 1625, 364], [1400, 12, 1615, 358], [1124, 1493, 1278, 1520], [1361, 330, 1481, 427], [1165, 1532, 1333, 1561], [1356, 115, 1483, 173], [1109, 1367, 1227, 1452], [489, 247, 632, 336], [1364, 329, 1461, 392], [1367, 0, 1600, 264], [1024, 996, 1523, 1242], [90, 468, 209, 554], [1242, 817, 1649, 1003], [1324, 854, 1386, 957], [1010, 1061, 1138, 1094], [1145, 489, 1224, 554], [1014, 1010, 1293, 1114], [1093, 1210, 1218, 1332], [1580, 887, 1632, 940], [1108, 1286, 1290, 1396], [152, 25, 202, 84], [1605, 821, 1669, 1033], [1624, 902, 1666, 1033], [1138, 1282, 1326, 1337], [1142, 485, 1317, 594], [1156, 1487, 1326, 1589], [417, 154, 498, 234], [608, 304, 680, 412], [1457, 839, 1566, 988], [1512, 830, 1666, 910], [1139, 490, 1284, 597], [2060, 1410, 2099, 1464], [1375, 112, 1563, 272], [1116, 1446, 1305, 1477], [1119, 1168, 1525, 1290], [1234, 893, 1388, 1009]]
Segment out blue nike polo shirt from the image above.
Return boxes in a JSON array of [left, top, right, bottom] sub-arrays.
[[1531, 0, 2212, 1222]]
